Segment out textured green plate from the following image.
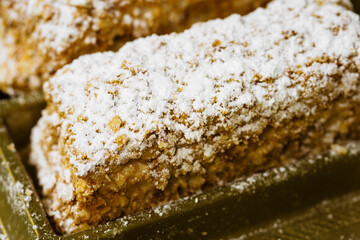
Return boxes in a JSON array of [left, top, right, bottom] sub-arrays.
[[1, 90, 360, 240]]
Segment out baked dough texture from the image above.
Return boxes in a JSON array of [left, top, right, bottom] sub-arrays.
[[30, 0, 360, 234], [0, 0, 269, 94]]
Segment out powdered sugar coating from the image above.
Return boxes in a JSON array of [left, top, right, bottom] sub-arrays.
[[43, 0, 360, 176], [4, 0, 122, 54]]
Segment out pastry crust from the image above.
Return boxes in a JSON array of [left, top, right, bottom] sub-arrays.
[[30, 0, 360, 234], [0, 0, 269, 94]]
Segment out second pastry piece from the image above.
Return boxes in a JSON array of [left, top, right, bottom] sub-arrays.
[[0, 0, 269, 94]]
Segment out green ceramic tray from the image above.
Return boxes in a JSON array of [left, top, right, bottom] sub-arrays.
[[1, 92, 360, 240]]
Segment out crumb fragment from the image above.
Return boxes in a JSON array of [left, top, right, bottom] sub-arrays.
[[109, 115, 123, 132], [331, 144, 348, 155], [7, 143, 15, 153]]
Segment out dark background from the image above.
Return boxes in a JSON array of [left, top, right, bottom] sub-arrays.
[[355, 0, 360, 13]]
